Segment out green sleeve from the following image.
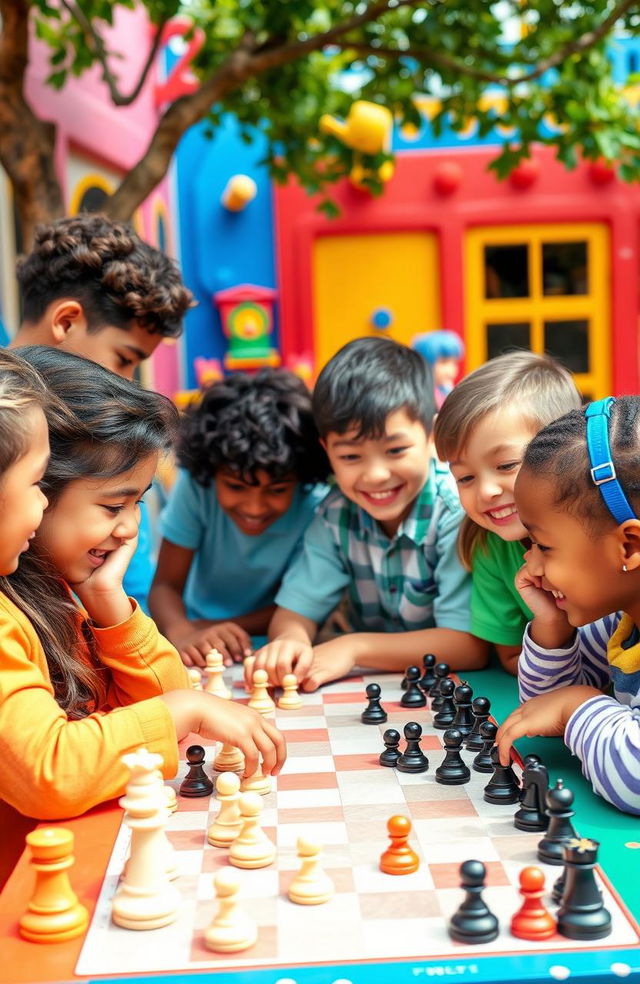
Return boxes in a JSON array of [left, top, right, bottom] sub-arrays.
[[470, 541, 531, 646]]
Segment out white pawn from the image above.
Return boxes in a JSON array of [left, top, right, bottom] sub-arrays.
[[229, 792, 276, 869], [207, 773, 243, 848], [248, 668, 276, 716], [214, 742, 245, 773], [204, 867, 257, 953], [204, 648, 231, 699], [240, 760, 271, 796], [188, 667, 203, 690], [162, 784, 178, 814], [277, 673, 303, 710], [288, 835, 335, 905]]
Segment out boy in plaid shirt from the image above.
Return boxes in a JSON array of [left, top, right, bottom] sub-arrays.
[[250, 337, 487, 691]]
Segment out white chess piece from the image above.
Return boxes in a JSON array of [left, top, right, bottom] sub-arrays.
[[247, 668, 276, 715], [213, 742, 245, 773], [277, 673, 303, 710], [112, 749, 181, 929], [228, 792, 276, 869], [240, 760, 271, 796], [287, 835, 335, 905], [188, 667, 203, 690], [207, 772, 243, 847], [204, 648, 231, 699], [204, 867, 257, 952]]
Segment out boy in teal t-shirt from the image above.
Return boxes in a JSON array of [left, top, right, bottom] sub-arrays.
[[149, 370, 329, 667]]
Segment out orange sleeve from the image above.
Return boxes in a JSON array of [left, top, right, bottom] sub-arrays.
[[0, 596, 181, 820]]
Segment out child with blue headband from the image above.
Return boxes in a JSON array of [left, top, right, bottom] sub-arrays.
[[496, 396, 640, 815]]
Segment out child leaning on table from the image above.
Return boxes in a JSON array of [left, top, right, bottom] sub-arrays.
[[433, 350, 582, 674], [250, 336, 487, 692], [496, 397, 640, 815], [149, 369, 330, 667], [0, 347, 285, 888]]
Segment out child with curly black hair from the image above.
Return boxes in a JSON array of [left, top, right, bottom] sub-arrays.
[[149, 369, 330, 667]]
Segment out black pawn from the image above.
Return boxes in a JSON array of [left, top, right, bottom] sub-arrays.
[[429, 661, 450, 707], [400, 669, 408, 690], [435, 728, 471, 785], [557, 838, 611, 940], [400, 666, 427, 707], [451, 681, 474, 737], [448, 859, 499, 944], [552, 869, 567, 906], [514, 755, 550, 832], [180, 744, 214, 797], [419, 653, 437, 691], [465, 696, 491, 751], [361, 682, 388, 724], [396, 721, 429, 773], [472, 720, 497, 773], [433, 677, 456, 729], [483, 746, 520, 804], [538, 779, 578, 866], [379, 728, 401, 767]]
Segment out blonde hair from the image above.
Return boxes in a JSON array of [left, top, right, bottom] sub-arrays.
[[433, 350, 582, 567]]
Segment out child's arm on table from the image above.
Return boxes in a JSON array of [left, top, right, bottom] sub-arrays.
[[149, 538, 251, 666]]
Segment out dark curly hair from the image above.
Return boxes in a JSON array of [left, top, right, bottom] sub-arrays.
[[521, 396, 640, 533], [178, 369, 330, 487], [16, 214, 193, 337]]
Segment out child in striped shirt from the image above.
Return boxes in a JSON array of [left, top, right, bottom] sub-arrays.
[[496, 396, 640, 815]]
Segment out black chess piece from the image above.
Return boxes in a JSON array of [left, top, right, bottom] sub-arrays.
[[472, 720, 497, 773], [400, 669, 408, 691], [556, 838, 612, 940], [433, 678, 456, 729], [465, 696, 491, 751], [419, 653, 437, 692], [483, 746, 520, 804], [451, 681, 474, 737], [514, 755, 550, 832], [538, 779, 578, 866], [429, 661, 450, 708], [552, 869, 567, 906], [396, 721, 429, 773], [179, 744, 214, 797], [435, 728, 470, 785], [379, 728, 401, 767], [448, 859, 499, 944], [361, 682, 388, 724], [400, 666, 427, 708]]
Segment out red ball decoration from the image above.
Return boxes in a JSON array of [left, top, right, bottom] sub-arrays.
[[589, 159, 616, 186], [434, 162, 463, 195], [509, 158, 539, 190]]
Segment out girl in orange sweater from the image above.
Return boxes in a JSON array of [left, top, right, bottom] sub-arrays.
[[0, 346, 285, 885]]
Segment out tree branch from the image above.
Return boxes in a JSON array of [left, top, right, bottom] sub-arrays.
[[60, 0, 169, 106]]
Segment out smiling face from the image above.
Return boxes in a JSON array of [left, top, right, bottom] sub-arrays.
[[322, 408, 431, 537], [35, 453, 158, 585], [214, 468, 298, 536], [514, 465, 640, 626], [449, 408, 538, 541], [0, 408, 50, 574]]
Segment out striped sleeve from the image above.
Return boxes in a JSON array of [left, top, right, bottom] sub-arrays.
[[566, 695, 640, 815], [518, 614, 619, 702]]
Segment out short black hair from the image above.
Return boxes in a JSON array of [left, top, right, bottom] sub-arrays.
[[522, 396, 640, 532], [178, 368, 330, 487], [312, 337, 435, 439], [16, 214, 193, 338]]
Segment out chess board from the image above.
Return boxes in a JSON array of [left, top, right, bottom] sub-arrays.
[[76, 672, 640, 983]]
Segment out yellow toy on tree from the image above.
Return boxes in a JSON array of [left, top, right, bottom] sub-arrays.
[[319, 100, 394, 190]]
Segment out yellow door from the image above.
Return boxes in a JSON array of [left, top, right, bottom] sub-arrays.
[[312, 231, 441, 370], [465, 224, 610, 400]]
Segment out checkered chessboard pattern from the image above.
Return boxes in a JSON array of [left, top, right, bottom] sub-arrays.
[[76, 671, 640, 976]]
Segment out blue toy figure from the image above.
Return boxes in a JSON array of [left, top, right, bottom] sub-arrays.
[[411, 330, 465, 409]]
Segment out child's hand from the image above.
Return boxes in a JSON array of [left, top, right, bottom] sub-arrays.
[[74, 535, 139, 626], [249, 638, 313, 688], [174, 621, 252, 668], [495, 686, 603, 766], [160, 690, 287, 778], [302, 638, 357, 692], [515, 559, 575, 648]]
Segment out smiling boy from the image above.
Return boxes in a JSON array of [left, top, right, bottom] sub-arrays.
[[251, 337, 487, 691]]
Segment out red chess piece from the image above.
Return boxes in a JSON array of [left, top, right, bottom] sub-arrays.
[[511, 866, 556, 940], [379, 815, 419, 875]]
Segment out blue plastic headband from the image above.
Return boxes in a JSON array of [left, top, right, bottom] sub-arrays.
[[585, 397, 637, 524]]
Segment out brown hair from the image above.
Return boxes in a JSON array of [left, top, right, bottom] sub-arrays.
[[433, 350, 581, 567]]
